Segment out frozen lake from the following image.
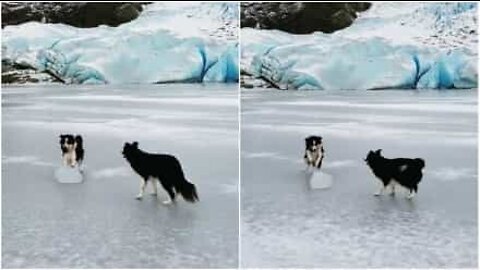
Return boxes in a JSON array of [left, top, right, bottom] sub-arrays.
[[241, 89, 477, 268], [2, 84, 238, 268]]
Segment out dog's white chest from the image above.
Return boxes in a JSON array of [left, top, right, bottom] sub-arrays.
[[307, 150, 320, 162]]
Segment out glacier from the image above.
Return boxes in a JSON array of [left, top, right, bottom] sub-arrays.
[[2, 2, 239, 84], [241, 2, 478, 90]]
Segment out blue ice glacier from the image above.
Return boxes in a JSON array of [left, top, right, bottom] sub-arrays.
[[241, 2, 477, 90], [2, 3, 239, 84], [204, 44, 239, 83]]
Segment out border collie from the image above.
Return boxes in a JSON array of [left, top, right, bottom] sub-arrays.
[[304, 135, 325, 169], [59, 134, 84, 168], [122, 141, 199, 204], [365, 149, 425, 199]]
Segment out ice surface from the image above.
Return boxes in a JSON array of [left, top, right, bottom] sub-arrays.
[[241, 3, 477, 90], [2, 3, 239, 84], [241, 89, 477, 268], [309, 170, 333, 190], [55, 166, 83, 183], [2, 84, 238, 268]]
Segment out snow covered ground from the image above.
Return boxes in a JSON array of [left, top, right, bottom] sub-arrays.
[[2, 84, 238, 268], [2, 2, 239, 84], [241, 2, 477, 90], [241, 89, 477, 268]]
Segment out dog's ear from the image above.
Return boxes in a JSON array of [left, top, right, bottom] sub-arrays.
[[75, 135, 82, 143], [375, 149, 382, 155], [132, 141, 138, 148]]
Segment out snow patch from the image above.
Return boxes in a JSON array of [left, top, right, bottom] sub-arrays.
[[427, 167, 477, 181], [92, 167, 132, 179], [3, 155, 56, 167]]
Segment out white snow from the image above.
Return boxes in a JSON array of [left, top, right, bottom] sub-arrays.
[[241, 3, 477, 90], [2, 3, 239, 84]]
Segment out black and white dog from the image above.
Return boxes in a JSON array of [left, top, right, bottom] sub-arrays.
[[365, 149, 425, 199], [59, 134, 84, 168], [304, 135, 325, 170], [122, 142, 199, 204]]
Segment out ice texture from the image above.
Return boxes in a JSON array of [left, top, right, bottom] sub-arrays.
[[241, 89, 477, 267], [2, 84, 238, 268]]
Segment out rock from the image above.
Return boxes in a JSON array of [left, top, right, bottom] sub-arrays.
[[2, 59, 58, 84], [240, 72, 275, 89], [2, 70, 55, 84], [2, 2, 148, 28], [241, 2, 371, 34]]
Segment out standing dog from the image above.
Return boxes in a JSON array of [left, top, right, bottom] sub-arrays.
[[59, 134, 84, 168], [122, 141, 199, 204], [365, 149, 425, 199], [304, 135, 325, 169]]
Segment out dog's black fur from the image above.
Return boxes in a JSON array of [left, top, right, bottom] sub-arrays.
[[365, 149, 425, 195], [122, 142, 199, 203], [304, 135, 325, 169], [59, 134, 84, 166]]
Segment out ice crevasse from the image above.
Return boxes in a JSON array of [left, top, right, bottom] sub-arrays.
[[2, 3, 239, 84], [242, 3, 478, 90]]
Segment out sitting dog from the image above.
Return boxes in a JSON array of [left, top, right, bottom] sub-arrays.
[[365, 149, 425, 199], [122, 141, 199, 204], [304, 135, 325, 169], [59, 134, 84, 168]]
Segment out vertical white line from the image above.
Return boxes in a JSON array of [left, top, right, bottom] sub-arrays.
[[0, 2, 3, 261], [477, 4, 480, 268], [237, 1, 242, 268]]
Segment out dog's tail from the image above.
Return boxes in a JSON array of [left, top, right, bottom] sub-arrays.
[[178, 179, 199, 203], [413, 158, 425, 170]]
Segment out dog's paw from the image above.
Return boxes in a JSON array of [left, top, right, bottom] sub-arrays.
[[406, 193, 415, 200], [162, 199, 172, 205], [373, 192, 382, 196], [135, 195, 143, 200]]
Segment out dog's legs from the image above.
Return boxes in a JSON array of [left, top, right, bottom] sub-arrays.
[[374, 181, 385, 196], [407, 189, 415, 199], [136, 179, 146, 200], [150, 178, 158, 196], [71, 150, 77, 167], [304, 154, 312, 171], [315, 147, 324, 169], [67, 154, 73, 167], [159, 181, 176, 205], [78, 161, 84, 173], [388, 181, 396, 196], [315, 156, 324, 170]]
